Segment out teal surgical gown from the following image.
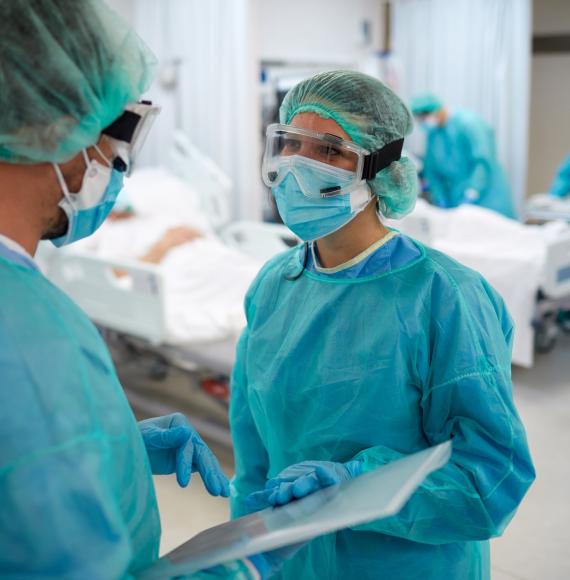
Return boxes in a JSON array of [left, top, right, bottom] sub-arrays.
[[550, 154, 570, 198], [230, 235, 535, 580], [423, 110, 516, 219], [0, 244, 255, 579]]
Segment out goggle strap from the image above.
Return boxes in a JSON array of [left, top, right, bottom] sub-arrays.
[[362, 138, 404, 180], [102, 110, 141, 143]]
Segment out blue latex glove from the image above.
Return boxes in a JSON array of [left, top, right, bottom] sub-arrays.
[[138, 413, 230, 496], [247, 460, 363, 510]]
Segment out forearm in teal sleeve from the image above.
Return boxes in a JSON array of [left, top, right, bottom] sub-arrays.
[[351, 446, 502, 543], [423, 168, 448, 207], [0, 445, 148, 579], [229, 332, 270, 519], [550, 174, 570, 198], [465, 158, 492, 196], [350, 371, 535, 544], [549, 155, 570, 197]]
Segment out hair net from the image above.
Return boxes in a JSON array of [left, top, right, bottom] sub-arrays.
[[279, 70, 418, 219], [0, 0, 156, 164], [410, 93, 444, 116]]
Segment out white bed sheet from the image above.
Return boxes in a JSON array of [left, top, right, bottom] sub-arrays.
[[71, 167, 262, 345], [526, 193, 570, 221], [397, 200, 569, 367], [70, 166, 570, 367]]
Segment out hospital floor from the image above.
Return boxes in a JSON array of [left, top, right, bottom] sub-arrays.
[[118, 334, 570, 579]]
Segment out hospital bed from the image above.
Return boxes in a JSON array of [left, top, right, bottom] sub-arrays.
[[42, 133, 296, 445], [532, 236, 570, 352], [525, 193, 570, 223], [494, 192, 570, 353], [165, 132, 296, 261], [393, 201, 570, 364]]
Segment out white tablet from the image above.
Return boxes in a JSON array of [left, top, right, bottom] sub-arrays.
[[139, 442, 451, 579]]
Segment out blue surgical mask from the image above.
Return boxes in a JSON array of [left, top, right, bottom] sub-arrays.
[[51, 149, 125, 247], [272, 161, 372, 242]]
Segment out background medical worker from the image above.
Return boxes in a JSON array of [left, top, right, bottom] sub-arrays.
[[0, 1, 290, 578], [549, 153, 570, 198], [230, 71, 535, 580], [410, 93, 517, 219]]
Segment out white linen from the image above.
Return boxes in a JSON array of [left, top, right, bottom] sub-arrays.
[[71, 167, 262, 344], [160, 239, 260, 344], [526, 193, 570, 221]]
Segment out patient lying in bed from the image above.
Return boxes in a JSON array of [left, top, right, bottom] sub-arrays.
[[70, 174, 263, 345], [112, 223, 204, 265]]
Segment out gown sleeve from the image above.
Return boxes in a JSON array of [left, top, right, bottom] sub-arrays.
[[229, 328, 271, 519], [422, 138, 450, 208], [549, 154, 570, 198], [349, 270, 535, 543], [463, 118, 494, 196]]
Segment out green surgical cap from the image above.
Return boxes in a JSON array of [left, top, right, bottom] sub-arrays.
[[0, 0, 157, 164], [279, 70, 418, 219], [410, 93, 444, 116]]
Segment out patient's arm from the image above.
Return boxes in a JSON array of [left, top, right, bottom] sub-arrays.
[[141, 226, 203, 264], [107, 209, 136, 221], [112, 226, 203, 278]]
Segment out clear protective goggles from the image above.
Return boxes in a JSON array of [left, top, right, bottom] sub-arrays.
[[262, 123, 404, 197], [102, 100, 161, 175]]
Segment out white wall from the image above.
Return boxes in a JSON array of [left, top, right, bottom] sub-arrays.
[[106, 0, 135, 22], [258, 0, 384, 65], [129, 0, 262, 221], [103, 0, 385, 220], [533, 0, 570, 34], [527, 0, 570, 195]]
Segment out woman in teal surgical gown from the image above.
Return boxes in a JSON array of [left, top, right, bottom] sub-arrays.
[[229, 71, 535, 580]]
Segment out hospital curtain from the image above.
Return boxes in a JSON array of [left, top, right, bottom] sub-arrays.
[[392, 0, 532, 211], [132, 0, 262, 220]]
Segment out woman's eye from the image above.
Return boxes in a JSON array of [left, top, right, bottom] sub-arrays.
[[317, 145, 339, 158], [319, 146, 346, 163], [282, 138, 301, 153]]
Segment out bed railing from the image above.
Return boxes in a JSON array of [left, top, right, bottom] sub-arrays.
[[46, 250, 167, 345], [542, 234, 570, 299]]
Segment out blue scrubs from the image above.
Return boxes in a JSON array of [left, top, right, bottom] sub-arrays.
[[423, 110, 516, 219], [550, 154, 570, 198], [230, 234, 535, 580], [0, 241, 255, 579]]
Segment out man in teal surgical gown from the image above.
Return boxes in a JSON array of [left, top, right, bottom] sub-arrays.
[[411, 93, 517, 219]]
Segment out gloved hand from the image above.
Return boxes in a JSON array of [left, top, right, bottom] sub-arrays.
[[138, 413, 229, 496], [246, 459, 363, 510]]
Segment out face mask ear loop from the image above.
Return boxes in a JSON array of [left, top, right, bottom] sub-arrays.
[[52, 163, 76, 208], [93, 143, 113, 168], [81, 149, 90, 165]]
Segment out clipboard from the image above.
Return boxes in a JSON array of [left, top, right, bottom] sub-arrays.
[[139, 442, 451, 579]]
